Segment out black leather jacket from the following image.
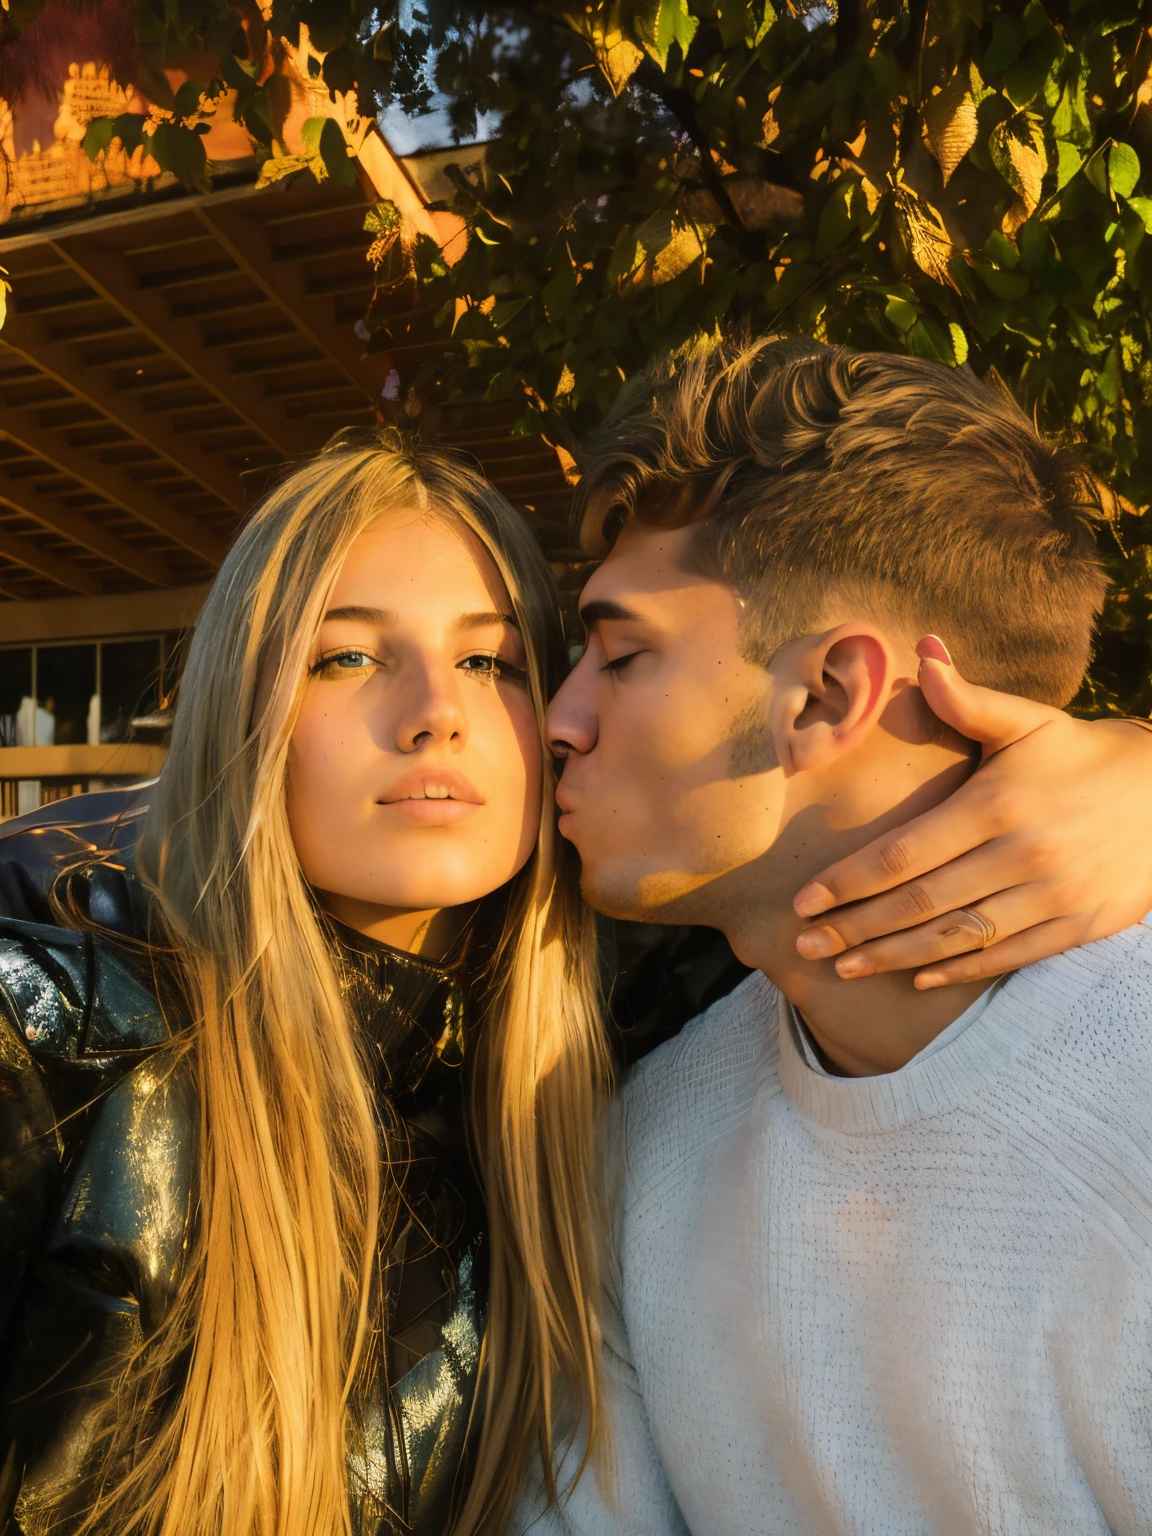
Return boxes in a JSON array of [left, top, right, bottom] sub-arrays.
[[0, 789, 485, 1535]]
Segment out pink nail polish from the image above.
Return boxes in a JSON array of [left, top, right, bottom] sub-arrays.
[[916, 635, 952, 666]]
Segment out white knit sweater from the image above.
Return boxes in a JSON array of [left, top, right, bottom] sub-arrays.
[[512, 920, 1152, 1535]]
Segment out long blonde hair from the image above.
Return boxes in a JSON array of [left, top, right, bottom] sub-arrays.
[[70, 430, 610, 1535]]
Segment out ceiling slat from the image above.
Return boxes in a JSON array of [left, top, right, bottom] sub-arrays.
[[53, 236, 330, 456], [197, 203, 384, 400], [0, 405, 229, 565], [0, 462, 173, 585], [0, 523, 103, 594], [0, 317, 251, 512]]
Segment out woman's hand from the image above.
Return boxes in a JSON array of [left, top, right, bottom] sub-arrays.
[[792, 641, 1152, 990]]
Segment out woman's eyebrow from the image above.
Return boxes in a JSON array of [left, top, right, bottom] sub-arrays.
[[321, 606, 517, 630], [322, 604, 394, 624], [456, 610, 518, 631]]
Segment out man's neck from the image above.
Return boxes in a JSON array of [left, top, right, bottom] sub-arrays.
[[766, 934, 991, 1077], [723, 730, 990, 1077]]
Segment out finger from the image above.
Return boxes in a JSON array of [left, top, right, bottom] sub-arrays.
[[820, 884, 1051, 979], [794, 777, 1019, 917], [794, 842, 1039, 958], [912, 915, 1086, 989], [915, 638, 1058, 755]]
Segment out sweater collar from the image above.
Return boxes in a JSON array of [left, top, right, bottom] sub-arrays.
[[776, 982, 1013, 1135]]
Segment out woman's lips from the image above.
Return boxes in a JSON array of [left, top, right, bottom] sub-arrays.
[[382, 798, 481, 824], [377, 767, 484, 825]]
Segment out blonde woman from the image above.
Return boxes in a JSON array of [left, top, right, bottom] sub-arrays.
[[0, 431, 608, 1536], [1, 427, 1151, 1536]]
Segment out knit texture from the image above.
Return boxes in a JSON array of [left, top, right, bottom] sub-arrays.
[[512, 921, 1152, 1535]]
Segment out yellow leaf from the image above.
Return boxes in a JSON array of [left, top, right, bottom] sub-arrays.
[[989, 114, 1047, 215], [255, 151, 316, 188], [562, 5, 644, 96], [894, 182, 959, 291], [922, 69, 977, 186], [650, 223, 706, 283]]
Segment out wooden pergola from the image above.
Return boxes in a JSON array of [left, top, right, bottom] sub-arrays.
[[0, 129, 573, 812], [0, 153, 570, 607]]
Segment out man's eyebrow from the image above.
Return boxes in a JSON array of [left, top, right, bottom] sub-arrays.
[[578, 598, 641, 628]]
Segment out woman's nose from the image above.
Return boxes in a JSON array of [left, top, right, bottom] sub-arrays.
[[394, 664, 468, 752]]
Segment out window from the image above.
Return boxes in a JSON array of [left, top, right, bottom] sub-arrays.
[[0, 634, 177, 747]]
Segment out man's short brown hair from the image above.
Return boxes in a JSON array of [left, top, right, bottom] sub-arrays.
[[577, 332, 1110, 706]]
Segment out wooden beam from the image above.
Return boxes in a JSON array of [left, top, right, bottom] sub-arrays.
[[0, 464, 173, 586], [195, 203, 379, 395], [53, 237, 316, 457], [0, 408, 229, 565], [0, 582, 207, 642], [0, 743, 167, 778], [0, 525, 103, 594], [0, 317, 252, 511]]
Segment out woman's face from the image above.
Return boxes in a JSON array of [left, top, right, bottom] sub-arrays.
[[287, 513, 543, 946]]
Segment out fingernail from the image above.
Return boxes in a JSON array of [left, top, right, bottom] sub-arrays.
[[835, 955, 872, 978], [794, 881, 835, 917], [916, 635, 952, 666], [796, 925, 845, 959], [914, 971, 947, 990]]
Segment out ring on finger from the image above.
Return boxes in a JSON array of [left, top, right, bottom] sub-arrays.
[[953, 907, 997, 949]]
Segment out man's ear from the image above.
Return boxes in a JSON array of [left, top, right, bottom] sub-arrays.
[[770, 625, 896, 775]]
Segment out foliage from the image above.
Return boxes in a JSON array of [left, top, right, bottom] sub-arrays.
[[26, 0, 1152, 713]]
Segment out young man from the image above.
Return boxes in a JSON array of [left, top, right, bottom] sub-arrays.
[[515, 334, 1152, 1533]]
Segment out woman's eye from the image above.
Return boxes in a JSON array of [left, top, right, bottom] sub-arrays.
[[458, 653, 528, 685], [310, 649, 379, 678]]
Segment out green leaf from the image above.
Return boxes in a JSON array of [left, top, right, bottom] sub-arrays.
[[1108, 143, 1141, 200], [985, 228, 1020, 269], [1096, 345, 1121, 405], [1125, 197, 1152, 234], [82, 118, 115, 161], [364, 200, 403, 239], [637, 0, 699, 70], [1055, 140, 1081, 190], [301, 116, 356, 187], [148, 120, 210, 192], [908, 316, 955, 365], [971, 256, 1029, 300], [816, 180, 854, 258], [322, 46, 358, 95], [86, 112, 148, 159], [884, 295, 918, 332], [172, 79, 205, 121], [983, 13, 1026, 74], [751, 0, 776, 46], [717, 0, 754, 48], [1083, 145, 1111, 197]]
